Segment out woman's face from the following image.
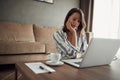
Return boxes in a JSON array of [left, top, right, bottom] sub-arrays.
[[68, 12, 80, 30]]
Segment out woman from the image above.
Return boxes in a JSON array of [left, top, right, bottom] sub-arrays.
[[53, 8, 88, 59]]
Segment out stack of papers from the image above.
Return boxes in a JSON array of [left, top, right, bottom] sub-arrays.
[[25, 62, 55, 74]]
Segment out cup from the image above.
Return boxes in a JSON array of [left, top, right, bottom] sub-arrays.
[[49, 53, 61, 63]]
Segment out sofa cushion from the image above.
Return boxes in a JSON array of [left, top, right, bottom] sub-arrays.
[[0, 22, 35, 42], [33, 24, 60, 53], [0, 54, 48, 64], [0, 41, 45, 54]]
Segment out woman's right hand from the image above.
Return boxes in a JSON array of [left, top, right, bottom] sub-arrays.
[[66, 20, 76, 34]]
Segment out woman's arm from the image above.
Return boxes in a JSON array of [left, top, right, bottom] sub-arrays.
[[66, 20, 77, 48], [70, 32, 77, 47]]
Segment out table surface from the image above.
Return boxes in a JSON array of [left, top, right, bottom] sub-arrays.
[[15, 59, 120, 80]]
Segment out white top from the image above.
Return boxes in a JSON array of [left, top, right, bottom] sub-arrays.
[[53, 29, 88, 59]]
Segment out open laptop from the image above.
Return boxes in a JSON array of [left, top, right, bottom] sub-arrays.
[[62, 38, 120, 68]]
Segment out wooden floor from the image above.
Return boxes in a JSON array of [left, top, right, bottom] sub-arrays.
[[0, 64, 23, 80]]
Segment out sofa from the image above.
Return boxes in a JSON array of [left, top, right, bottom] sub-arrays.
[[0, 22, 60, 64], [0, 22, 93, 64]]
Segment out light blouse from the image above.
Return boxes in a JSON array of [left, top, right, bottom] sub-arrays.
[[53, 29, 88, 59]]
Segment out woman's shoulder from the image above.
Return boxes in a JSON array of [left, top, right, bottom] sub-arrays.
[[53, 29, 67, 41], [54, 29, 66, 36], [81, 29, 86, 36], [79, 29, 86, 40]]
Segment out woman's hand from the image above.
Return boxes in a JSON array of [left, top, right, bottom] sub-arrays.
[[66, 20, 76, 34]]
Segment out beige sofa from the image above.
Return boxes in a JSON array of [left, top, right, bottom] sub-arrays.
[[0, 22, 93, 64], [0, 22, 59, 64]]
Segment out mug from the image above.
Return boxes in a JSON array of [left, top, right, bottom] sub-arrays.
[[49, 53, 61, 63]]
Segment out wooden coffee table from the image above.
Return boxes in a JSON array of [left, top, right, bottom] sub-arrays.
[[15, 59, 120, 80]]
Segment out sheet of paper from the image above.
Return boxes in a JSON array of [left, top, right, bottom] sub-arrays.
[[25, 62, 55, 74]]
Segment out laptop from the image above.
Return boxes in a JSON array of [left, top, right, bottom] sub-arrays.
[[62, 38, 120, 68]]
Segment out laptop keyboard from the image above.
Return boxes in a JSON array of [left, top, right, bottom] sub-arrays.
[[74, 62, 81, 65]]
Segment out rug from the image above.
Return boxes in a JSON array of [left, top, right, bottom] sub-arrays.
[[0, 64, 23, 80]]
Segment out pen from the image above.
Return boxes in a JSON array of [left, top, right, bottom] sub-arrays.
[[39, 66, 52, 73]]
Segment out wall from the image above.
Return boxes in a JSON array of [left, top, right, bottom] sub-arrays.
[[0, 0, 79, 27]]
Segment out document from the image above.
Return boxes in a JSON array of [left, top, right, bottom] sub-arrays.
[[25, 62, 55, 74]]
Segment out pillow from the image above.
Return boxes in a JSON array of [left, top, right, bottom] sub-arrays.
[[33, 24, 60, 53], [0, 22, 35, 42]]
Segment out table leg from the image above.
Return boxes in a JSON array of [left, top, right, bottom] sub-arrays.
[[15, 67, 18, 80]]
